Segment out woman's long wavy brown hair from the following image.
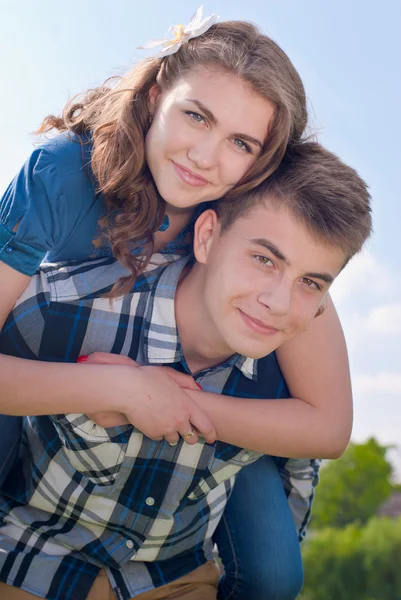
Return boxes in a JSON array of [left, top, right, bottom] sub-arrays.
[[37, 21, 308, 296]]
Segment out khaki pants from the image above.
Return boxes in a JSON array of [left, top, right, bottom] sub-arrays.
[[0, 561, 220, 600]]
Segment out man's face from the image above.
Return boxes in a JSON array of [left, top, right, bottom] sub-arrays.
[[194, 203, 346, 359]]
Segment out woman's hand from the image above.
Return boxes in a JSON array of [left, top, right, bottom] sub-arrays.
[[80, 352, 216, 445]]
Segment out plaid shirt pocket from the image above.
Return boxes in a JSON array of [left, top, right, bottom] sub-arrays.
[[51, 414, 130, 486], [187, 445, 263, 501]]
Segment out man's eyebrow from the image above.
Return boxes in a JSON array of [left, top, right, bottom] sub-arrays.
[[249, 238, 336, 284], [303, 272, 335, 284], [187, 99, 264, 149], [248, 238, 289, 264]]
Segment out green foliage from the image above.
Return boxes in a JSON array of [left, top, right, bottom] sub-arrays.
[[301, 524, 365, 600], [362, 517, 401, 598], [301, 517, 401, 600], [311, 437, 393, 529]]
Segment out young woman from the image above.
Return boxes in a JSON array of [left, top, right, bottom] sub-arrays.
[[0, 14, 352, 600]]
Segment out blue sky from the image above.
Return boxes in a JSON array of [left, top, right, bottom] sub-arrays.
[[1, 0, 400, 476]]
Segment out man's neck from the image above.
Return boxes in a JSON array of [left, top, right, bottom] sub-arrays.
[[175, 265, 234, 375]]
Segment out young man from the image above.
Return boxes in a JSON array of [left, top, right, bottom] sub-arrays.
[[0, 142, 371, 599]]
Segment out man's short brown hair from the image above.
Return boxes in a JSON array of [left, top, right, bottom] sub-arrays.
[[213, 141, 372, 263]]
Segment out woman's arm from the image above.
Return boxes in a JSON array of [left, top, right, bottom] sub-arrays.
[[85, 301, 351, 459], [276, 296, 352, 454], [0, 263, 215, 442], [0, 262, 103, 416], [188, 297, 352, 458]]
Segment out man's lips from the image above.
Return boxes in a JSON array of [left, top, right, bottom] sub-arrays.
[[172, 161, 209, 187], [238, 309, 280, 335]]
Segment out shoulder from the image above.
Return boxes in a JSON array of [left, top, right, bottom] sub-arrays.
[[0, 132, 100, 275], [36, 132, 95, 188]]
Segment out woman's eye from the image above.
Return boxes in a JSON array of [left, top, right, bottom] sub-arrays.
[[233, 138, 252, 153], [185, 111, 206, 124], [302, 278, 320, 291], [254, 255, 274, 267]]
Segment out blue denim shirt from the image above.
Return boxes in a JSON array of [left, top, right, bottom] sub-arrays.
[[0, 132, 105, 275]]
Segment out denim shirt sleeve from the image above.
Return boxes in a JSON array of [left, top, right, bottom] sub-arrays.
[[0, 146, 67, 275], [0, 134, 101, 275]]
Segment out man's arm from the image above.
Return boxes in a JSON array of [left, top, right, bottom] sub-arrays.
[[274, 457, 321, 541]]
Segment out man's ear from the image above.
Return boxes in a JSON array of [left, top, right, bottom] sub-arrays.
[[193, 210, 220, 264], [148, 84, 163, 114]]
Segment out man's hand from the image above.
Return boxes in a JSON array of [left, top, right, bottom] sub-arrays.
[[80, 352, 215, 445]]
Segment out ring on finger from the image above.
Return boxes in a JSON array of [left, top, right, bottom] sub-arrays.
[[181, 428, 196, 441]]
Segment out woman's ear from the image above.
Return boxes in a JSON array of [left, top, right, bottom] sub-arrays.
[[193, 210, 220, 265], [148, 84, 163, 114]]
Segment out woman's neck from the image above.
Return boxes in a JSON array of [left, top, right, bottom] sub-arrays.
[[153, 206, 194, 253]]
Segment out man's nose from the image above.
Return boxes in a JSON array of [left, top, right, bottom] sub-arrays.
[[187, 135, 220, 170], [258, 279, 292, 316]]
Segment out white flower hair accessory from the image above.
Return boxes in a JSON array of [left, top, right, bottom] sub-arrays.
[[137, 6, 219, 59]]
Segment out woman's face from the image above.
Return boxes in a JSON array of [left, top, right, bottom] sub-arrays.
[[145, 66, 275, 212]]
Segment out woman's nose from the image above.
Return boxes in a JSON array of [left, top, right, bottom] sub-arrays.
[[187, 136, 220, 170]]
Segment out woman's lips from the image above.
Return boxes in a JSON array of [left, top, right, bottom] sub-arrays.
[[172, 161, 209, 187], [238, 309, 280, 335]]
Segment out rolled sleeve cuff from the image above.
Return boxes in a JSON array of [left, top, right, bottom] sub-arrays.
[[0, 222, 46, 276]]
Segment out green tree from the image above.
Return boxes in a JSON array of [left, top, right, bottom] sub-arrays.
[[301, 518, 401, 600], [301, 524, 365, 600], [362, 517, 401, 597], [311, 437, 393, 529]]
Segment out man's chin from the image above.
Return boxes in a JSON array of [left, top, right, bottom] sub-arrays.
[[232, 342, 279, 360]]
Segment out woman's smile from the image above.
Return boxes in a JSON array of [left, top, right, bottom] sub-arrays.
[[145, 65, 275, 210], [172, 161, 210, 187]]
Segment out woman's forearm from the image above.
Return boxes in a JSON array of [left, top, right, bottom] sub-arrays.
[[0, 354, 131, 416], [189, 390, 347, 458], [0, 354, 216, 444], [72, 347, 351, 457], [188, 300, 352, 458]]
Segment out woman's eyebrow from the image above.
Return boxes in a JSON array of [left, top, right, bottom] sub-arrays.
[[187, 99, 263, 149], [187, 99, 217, 125]]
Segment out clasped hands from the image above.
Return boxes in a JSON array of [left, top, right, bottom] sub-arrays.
[[81, 352, 216, 446]]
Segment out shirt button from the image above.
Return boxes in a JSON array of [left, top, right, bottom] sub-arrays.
[[242, 453, 251, 463], [126, 540, 134, 549], [145, 496, 155, 506], [6, 247, 13, 253]]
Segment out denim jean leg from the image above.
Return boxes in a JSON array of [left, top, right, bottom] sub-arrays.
[[214, 455, 304, 600]]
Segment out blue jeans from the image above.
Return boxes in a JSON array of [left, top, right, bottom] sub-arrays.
[[214, 455, 304, 600], [0, 419, 303, 599]]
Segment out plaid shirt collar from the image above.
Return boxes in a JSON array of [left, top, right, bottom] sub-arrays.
[[144, 256, 258, 381]]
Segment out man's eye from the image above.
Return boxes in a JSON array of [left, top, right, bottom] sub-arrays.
[[254, 255, 274, 267], [302, 278, 320, 291], [233, 138, 252, 153], [185, 111, 206, 124]]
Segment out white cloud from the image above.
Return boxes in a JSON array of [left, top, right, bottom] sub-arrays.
[[334, 253, 401, 474], [327, 251, 401, 367], [351, 372, 401, 481], [367, 304, 401, 334], [353, 372, 401, 395], [330, 250, 399, 306]]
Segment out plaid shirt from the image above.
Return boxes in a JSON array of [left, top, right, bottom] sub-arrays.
[[0, 256, 320, 600]]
